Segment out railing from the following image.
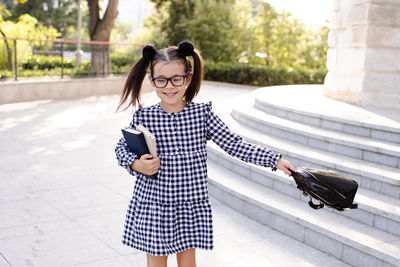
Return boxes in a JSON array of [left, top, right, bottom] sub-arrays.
[[0, 37, 149, 80]]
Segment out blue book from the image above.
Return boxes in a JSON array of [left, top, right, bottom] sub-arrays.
[[121, 128, 158, 179]]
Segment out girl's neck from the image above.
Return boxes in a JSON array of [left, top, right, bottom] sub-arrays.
[[160, 100, 187, 114]]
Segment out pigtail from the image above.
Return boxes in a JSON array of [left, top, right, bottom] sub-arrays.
[[116, 45, 156, 112], [187, 48, 204, 101], [178, 41, 204, 102]]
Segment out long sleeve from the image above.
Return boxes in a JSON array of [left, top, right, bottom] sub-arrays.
[[115, 111, 140, 176], [206, 102, 281, 170]]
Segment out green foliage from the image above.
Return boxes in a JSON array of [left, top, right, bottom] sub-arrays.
[[144, 0, 329, 71], [0, 6, 12, 22], [259, 11, 306, 68], [21, 55, 75, 69], [138, 5, 169, 48], [161, 0, 196, 46], [0, 53, 327, 85], [0, 52, 136, 79], [110, 53, 135, 68], [0, 10, 61, 69], [1, 0, 329, 85], [0, 65, 96, 79], [18, 53, 135, 70], [297, 25, 329, 69], [62, 5, 90, 44], [183, 0, 248, 62], [146, 0, 247, 61], [9, 0, 78, 36], [110, 21, 134, 43], [204, 61, 327, 86]]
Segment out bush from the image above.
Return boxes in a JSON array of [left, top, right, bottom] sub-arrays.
[[1, 57, 327, 84], [20, 53, 136, 72], [22, 55, 75, 70], [111, 53, 136, 68], [204, 61, 327, 86]]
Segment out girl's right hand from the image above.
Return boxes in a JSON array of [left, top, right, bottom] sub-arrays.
[[274, 158, 296, 177], [130, 154, 160, 175]]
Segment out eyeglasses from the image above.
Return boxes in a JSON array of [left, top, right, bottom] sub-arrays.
[[151, 72, 189, 88]]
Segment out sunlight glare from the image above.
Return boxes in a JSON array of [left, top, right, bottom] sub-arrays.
[[62, 134, 96, 151], [265, 0, 331, 27], [0, 114, 39, 132], [29, 104, 107, 138], [0, 100, 52, 113]]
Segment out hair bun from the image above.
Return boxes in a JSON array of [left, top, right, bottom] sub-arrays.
[[178, 41, 194, 57], [142, 45, 157, 61]]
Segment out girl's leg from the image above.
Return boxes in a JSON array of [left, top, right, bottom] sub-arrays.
[[176, 248, 196, 267], [146, 254, 168, 267]]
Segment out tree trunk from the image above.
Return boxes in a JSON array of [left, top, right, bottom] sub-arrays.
[[87, 0, 118, 76], [91, 44, 110, 77], [0, 28, 12, 70]]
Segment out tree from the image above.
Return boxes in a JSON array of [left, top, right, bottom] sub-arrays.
[[0, 10, 60, 70], [269, 11, 305, 68], [4, 0, 27, 10], [298, 25, 329, 69], [148, 0, 195, 46], [147, 0, 250, 61], [253, 1, 278, 65], [10, 0, 78, 36], [0, 6, 13, 70], [1, 1, 28, 70], [253, 2, 327, 70], [87, 0, 118, 76], [184, 0, 248, 62], [137, 3, 169, 49], [144, 0, 328, 71]]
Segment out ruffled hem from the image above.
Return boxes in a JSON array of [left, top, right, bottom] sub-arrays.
[[121, 242, 214, 256], [122, 197, 214, 256]]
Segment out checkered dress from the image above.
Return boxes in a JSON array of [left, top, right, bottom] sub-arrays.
[[115, 101, 281, 256]]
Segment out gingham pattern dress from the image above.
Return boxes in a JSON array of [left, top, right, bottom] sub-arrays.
[[115, 101, 281, 256]]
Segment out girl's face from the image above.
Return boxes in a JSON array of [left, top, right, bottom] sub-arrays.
[[151, 60, 192, 111]]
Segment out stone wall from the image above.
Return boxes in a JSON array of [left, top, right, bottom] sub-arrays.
[[0, 76, 153, 104], [324, 0, 400, 108]]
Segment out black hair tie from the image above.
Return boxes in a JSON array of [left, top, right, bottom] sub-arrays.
[[178, 41, 194, 57], [142, 45, 157, 61]]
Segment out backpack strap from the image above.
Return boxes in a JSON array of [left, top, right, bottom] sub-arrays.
[[308, 197, 324, 210]]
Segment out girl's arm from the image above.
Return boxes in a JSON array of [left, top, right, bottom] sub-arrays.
[[115, 111, 161, 177], [206, 102, 294, 174], [115, 119, 140, 176]]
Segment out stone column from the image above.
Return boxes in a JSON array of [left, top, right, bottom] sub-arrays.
[[324, 0, 400, 109]]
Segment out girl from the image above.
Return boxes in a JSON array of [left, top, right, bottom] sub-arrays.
[[115, 41, 294, 267]]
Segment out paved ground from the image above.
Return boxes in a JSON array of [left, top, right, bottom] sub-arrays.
[[0, 81, 349, 266]]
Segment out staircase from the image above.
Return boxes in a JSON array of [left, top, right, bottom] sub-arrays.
[[206, 85, 400, 267]]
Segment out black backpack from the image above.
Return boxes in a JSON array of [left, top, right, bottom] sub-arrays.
[[291, 167, 358, 211]]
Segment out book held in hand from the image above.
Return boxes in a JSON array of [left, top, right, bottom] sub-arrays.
[[136, 124, 157, 157], [121, 126, 158, 179]]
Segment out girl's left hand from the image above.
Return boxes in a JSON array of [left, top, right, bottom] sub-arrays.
[[274, 158, 296, 176]]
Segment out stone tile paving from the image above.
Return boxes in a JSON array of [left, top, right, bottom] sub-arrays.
[[0, 82, 348, 266]]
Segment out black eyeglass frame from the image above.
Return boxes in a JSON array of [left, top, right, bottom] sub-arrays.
[[150, 72, 190, 88]]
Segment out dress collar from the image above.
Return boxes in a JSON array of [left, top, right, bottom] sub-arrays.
[[157, 102, 191, 116]]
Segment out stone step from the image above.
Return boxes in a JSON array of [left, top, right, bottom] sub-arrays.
[[207, 142, 400, 237], [192, 197, 352, 267], [252, 85, 400, 144], [232, 103, 400, 168], [207, 159, 400, 267], [214, 111, 400, 199]]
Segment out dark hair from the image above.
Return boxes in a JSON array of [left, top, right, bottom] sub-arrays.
[[116, 41, 204, 112]]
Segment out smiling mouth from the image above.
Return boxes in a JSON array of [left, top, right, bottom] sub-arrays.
[[163, 92, 177, 97]]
